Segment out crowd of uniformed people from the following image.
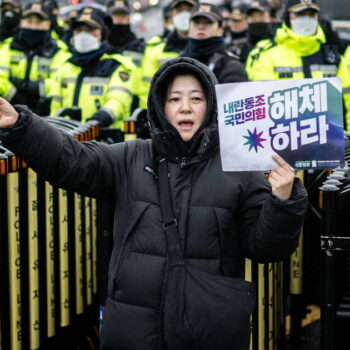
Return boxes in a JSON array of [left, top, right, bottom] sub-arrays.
[[0, 0, 349, 134], [0, 0, 349, 348]]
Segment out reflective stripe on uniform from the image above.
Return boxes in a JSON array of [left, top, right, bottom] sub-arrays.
[[343, 87, 350, 94], [10, 54, 23, 61], [62, 77, 77, 84], [7, 86, 17, 101], [39, 80, 45, 97], [158, 58, 173, 66], [142, 76, 152, 83], [0, 66, 10, 71], [101, 107, 115, 120], [108, 86, 133, 97], [36, 57, 51, 65], [123, 51, 143, 59], [52, 95, 63, 102], [310, 64, 337, 73], [83, 77, 110, 84], [274, 66, 303, 73]]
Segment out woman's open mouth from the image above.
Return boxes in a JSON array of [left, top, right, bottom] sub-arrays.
[[178, 120, 194, 130]]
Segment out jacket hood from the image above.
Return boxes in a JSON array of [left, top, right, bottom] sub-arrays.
[[147, 57, 219, 162]]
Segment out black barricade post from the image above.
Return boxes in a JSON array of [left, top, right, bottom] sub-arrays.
[[319, 167, 350, 350], [288, 171, 305, 347], [0, 148, 10, 350], [245, 255, 284, 349]]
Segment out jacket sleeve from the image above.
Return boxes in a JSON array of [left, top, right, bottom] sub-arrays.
[[0, 105, 130, 200], [239, 172, 308, 262], [49, 71, 63, 115], [103, 63, 134, 129], [245, 48, 277, 81]]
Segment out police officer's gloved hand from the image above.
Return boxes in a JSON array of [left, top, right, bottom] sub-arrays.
[[25, 81, 40, 97], [10, 78, 39, 97], [58, 108, 82, 121], [10, 77, 24, 90], [87, 110, 112, 127], [11, 89, 27, 105]]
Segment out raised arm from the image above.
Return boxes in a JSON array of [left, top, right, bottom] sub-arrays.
[[0, 100, 130, 200]]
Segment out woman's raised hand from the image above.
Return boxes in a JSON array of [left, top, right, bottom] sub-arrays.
[[0, 97, 18, 129], [268, 154, 295, 200]]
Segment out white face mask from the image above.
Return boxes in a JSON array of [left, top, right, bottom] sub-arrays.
[[290, 16, 318, 36], [173, 11, 191, 32], [72, 31, 101, 53]]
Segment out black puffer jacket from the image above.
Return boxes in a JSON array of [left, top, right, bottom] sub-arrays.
[[0, 57, 308, 350]]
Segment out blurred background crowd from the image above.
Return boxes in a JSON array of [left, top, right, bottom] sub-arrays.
[[0, 0, 349, 134]]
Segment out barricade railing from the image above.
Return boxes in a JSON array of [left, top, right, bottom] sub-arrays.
[[319, 133, 350, 350], [0, 116, 101, 350]]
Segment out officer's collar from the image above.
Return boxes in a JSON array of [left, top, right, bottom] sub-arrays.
[[11, 33, 58, 57]]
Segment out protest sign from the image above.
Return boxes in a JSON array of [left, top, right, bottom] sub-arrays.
[[216, 78, 345, 171]]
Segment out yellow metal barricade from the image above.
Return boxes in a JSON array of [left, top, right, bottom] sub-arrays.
[[0, 118, 101, 349], [84, 197, 93, 306], [27, 168, 40, 349], [58, 188, 70, 327], [7, 156, 22, 350], [45, 182, 56, 338], [74, 193, 84, 315]]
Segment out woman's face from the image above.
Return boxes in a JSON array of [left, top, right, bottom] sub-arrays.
[[164, 75, 207, 142]]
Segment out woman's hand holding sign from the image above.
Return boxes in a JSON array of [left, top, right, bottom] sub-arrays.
[[268, 154, 295, 200]]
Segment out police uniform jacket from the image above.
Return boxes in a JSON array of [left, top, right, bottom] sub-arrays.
[[0, 57, 308, 350], [337, 45, 350, 131], [246, 23, 340, 81], [50, 47, 135, 129], [139, 31, 188, 108], [0, 34, 71, 115]]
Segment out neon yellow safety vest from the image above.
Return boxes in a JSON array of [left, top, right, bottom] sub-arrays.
[[139, 35, 181, 109], [50, 53, 135, 130], [338, 45, 350, 131], [0, 37, 71, 100], [246, 24, 338, 82]]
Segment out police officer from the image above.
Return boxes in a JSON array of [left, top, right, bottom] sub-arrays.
[[139, 0, 197, 109], [338, 45, 350, 131], [246, 0, 340, 81], [106, 0, 145, 112], [162, 3, 174, 38], [0, 1, 70, 115], [106, 0, 145, 64], [239, 1, 274, 63], [0, 0, 21, 42], [226, 5, 248, 58], [50, 7, 135, 129], [43, 0, 66, 40], [183, 3, 246, 83]]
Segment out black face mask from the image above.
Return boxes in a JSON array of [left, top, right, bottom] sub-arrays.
[[2, 10, 21, 30], [248, 22, 272, 44], [108, 24, 135, 46], [184, 36, 224, 60], [18, 28, 50, 49]]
